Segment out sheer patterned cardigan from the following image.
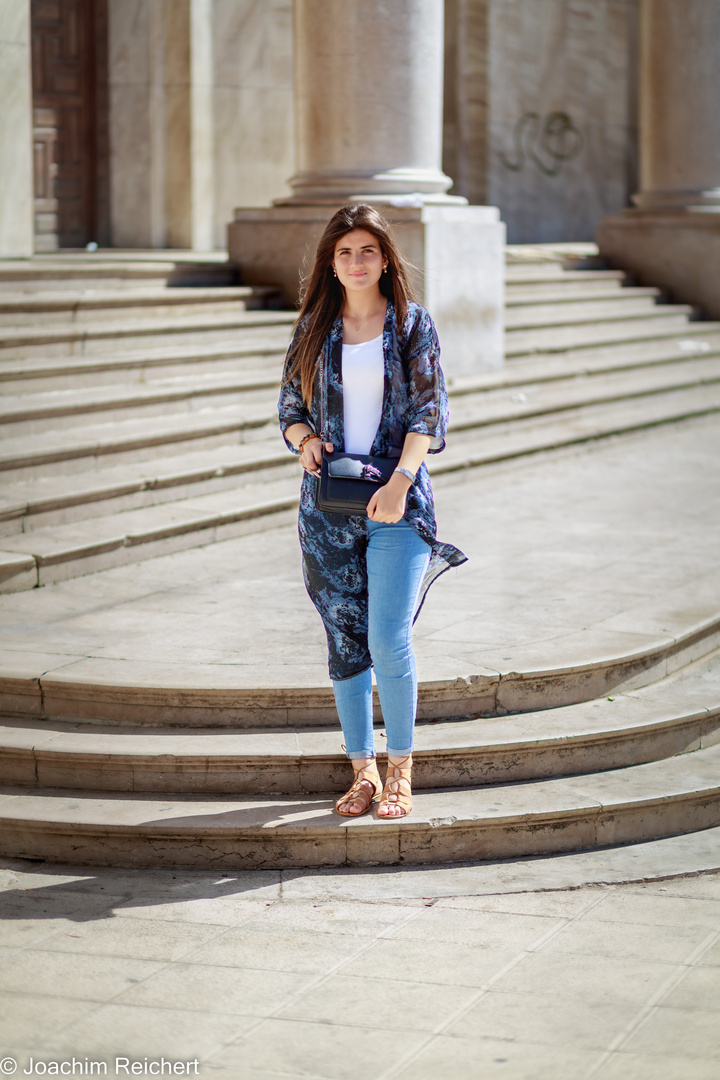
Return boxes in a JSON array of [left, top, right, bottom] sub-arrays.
[[278, 301, 467, 650]]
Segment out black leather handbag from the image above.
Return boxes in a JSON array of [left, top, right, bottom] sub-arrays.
[[313, 346, 396, 515], [315, 450, 395, 515]]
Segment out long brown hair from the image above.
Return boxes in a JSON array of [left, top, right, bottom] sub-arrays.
[[284, 204, 418, 406]]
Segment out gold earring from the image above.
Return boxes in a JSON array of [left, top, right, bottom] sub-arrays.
[[332, 268, 337, 277]]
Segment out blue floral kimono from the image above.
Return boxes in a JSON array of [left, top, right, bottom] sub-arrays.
[[278, 301, 467, 681]]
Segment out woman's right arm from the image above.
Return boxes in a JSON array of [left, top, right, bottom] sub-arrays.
[[284, 423, 328, 477], [278, 339, 332, 476]]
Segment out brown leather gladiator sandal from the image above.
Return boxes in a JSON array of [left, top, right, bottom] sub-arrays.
[[377, 754, 413, 818], [335, 761, 382, 817]]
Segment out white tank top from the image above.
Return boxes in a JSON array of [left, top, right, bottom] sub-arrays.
[[341, 334, 385, 455]]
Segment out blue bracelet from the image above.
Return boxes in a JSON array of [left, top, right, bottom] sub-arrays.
[[393, 467, 416, 483]]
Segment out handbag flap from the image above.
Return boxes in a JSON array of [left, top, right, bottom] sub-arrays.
[[326, 453, 395, 484]]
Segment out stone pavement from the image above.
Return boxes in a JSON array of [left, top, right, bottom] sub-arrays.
[[0, 855, 719, 1080]]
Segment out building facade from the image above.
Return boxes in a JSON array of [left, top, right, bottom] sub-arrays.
[[1, 0, 717, 324], [1, 0, 640, 254]]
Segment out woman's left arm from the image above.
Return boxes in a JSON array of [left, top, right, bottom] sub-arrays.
[[366, 432, 432, 523]]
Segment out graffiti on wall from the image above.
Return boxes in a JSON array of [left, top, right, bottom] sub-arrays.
[[499, 111, 584, 177]]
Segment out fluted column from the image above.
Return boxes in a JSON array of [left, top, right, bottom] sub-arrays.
[[282, 0, 459, 204], [597, 0, 720, 317], [229, 0, 505, 375]]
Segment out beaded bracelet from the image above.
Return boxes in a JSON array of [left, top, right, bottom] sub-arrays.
[[393, 466, 416, 483], [298, 432, 320, 453]]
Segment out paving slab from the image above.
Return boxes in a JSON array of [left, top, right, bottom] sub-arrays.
[[0, 859, 718, 1078]]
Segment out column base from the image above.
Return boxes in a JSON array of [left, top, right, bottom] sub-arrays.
[[228, 203, 506, 377], [597, 209, 720, 319]]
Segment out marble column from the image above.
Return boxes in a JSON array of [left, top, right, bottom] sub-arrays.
[[108, 0, 214, 249], [229, 0, 505, 375], [597, 0, 720, 317], [284, 0, 455, 203], [0, 0, 33, 257]]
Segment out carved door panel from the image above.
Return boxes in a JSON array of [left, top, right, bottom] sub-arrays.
[[31, 0, 96, 249]]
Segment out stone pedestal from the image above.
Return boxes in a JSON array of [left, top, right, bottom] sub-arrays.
[[0, 0, 33, 257], [228, 0, 505, 375], [597, 0, 720, 317], [229, 203, 504, 377]]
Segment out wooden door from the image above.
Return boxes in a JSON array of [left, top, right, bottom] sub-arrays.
[[31, 0, 98, 250]]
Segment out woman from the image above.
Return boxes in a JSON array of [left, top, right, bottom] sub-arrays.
[[278, 204, 466, 819]]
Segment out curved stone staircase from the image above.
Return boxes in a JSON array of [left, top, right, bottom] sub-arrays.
[[1, 247, 720, 872]]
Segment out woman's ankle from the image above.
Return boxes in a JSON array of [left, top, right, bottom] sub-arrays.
[[350, 756, 377, 773]]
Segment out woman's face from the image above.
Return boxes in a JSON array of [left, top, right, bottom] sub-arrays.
[[332, 229, 387, 296]]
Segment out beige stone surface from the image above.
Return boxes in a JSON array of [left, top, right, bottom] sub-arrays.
[[597, 211, 720, 319], [0, 0, 33, 257], [0, 859, 716, 1071], [486, 0, 639, 243], [1, 414, 720, 723], [212, 0, 294, 244], [107, 0, 215, 250], [228, 202, 506, 376], [636, 0, 720, 207]]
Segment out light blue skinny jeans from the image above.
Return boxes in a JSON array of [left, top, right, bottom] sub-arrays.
[[332, 518, 431, 759]]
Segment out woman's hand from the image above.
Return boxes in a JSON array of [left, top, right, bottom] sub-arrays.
[[300, 438, 332, 477], [367, 474, 410, 523]]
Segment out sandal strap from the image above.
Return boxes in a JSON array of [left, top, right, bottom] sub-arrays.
[[336, 763, 381, 813], [378, 756, 413, 814]]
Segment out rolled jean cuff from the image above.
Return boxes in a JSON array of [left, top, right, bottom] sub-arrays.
[[386, 745, 413, 757], [346, 749, 376, 760]]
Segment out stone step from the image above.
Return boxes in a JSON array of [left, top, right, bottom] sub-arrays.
[[505, 320, 720, 367], [2, 353, 718, 537], [505, 283, 654, 304], [2, 322, 717, 402], [504, 269, 626, 290], [0, 377, 279, 437], [1, 649, 717, 792], [4, 576, 719, 727], [504, 291, 663, 323], [449, 327, 720, 395], [0, 473, 301, 587], [439, 382, 720, 472], [0, 286, 283, 326], [0, 309, 296, 358], [448, 355, 720, 434], [0, 341, 287, 392], [0, 400, 280, 481], [2, 380, 720, 588], [504, 242, 603, 268], [5, 342, 718, 443], [506, 310, 698, 356], [1, 742, 719, 869], [1, 445, 293, 533], [0, 253, 239, 292]]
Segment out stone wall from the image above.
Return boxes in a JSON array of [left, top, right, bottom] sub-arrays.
[[449, 0, 639, 244], [212, 0, 294, 248], [107, 0, 293, 250]]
